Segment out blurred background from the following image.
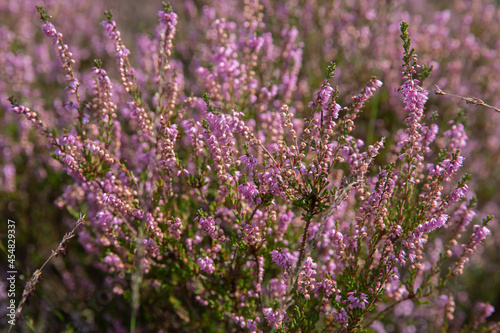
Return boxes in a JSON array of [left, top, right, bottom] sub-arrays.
[[1, 0, 499, 331]]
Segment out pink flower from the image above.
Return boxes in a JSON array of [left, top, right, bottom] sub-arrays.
[[238, 182, 260, 205], [240, 154, 259, 170], [197, 256, 215, 274], [343, 291, 369, 309], [41, 22, 56, 37], [270, 250, 292, 270]]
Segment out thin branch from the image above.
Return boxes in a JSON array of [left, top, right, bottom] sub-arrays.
[[433, 85, 500, 113]]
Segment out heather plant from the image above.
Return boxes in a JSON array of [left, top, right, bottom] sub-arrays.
[[2, 1, 500, 332], [179, 0, 500, 219]]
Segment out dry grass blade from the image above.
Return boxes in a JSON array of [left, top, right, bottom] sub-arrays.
[[7, 214, 85, 333], [433, 85, 500, 113]]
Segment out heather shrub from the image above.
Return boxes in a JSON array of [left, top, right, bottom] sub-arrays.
[[2, 1, 500, 332]]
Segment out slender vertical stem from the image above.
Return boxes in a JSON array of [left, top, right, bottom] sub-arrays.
[[290, 215, 313, 295]]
